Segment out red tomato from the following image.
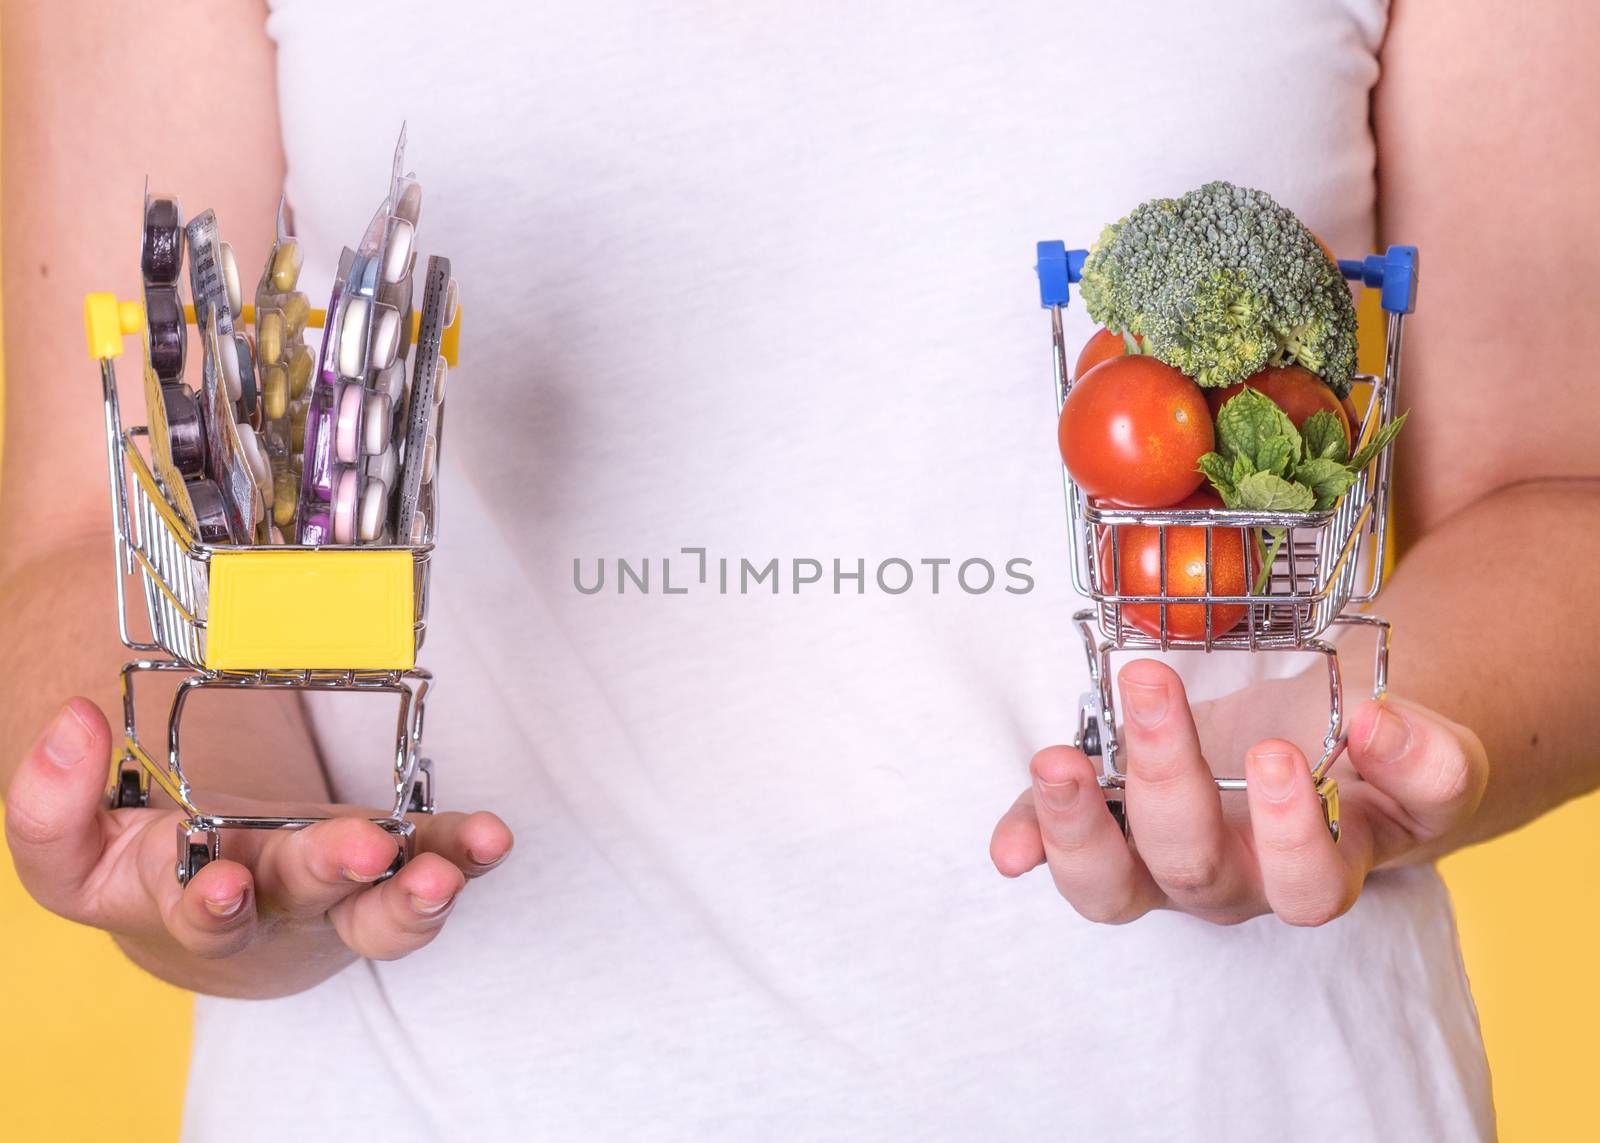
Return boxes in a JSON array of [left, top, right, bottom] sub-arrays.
[[1341, 394, 1362, 437], [1059, 356, 1213, 508], [1095, 490, 1259, 641], [1074, 328, 1147, 381], [1205, 364, 1351, 447]]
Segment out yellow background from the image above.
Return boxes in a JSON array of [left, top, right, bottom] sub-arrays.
[[2, 114, 1598, 1143]]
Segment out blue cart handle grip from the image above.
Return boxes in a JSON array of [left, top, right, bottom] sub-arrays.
[[1338, 245, 1419, 315], [1036, 241, 1089, 309]]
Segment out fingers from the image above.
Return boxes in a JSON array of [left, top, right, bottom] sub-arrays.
[[413, 810, 514, 877], [1, 693, 501, 969], [4, 699, 115, 918], [1244, 741, 1369, 927], [328, 852, 466, 960], [1028, 746, 1163, 923], [249, 817, 401, 920], [156, 859, 258, 958], [1345, 697, 1488, 852], [989, 789, 1045, 877], [1118, 661, 1253, 915], [140, 811, 504, 967]]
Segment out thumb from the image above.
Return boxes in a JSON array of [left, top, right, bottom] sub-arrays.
[[4, 698, 116, 919], [1346, 697, 1487, 844]]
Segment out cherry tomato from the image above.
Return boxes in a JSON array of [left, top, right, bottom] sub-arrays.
[[1095, 489, 1259, 641], [1074, 328, 1147, 381], [1059, 356, 1213, 508], [1205, 364, 1350, 448]]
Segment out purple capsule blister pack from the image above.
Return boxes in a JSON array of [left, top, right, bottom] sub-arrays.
[[296, 130, 422, 546]]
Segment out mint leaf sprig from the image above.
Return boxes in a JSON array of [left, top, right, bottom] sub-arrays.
[[1196, 388, 1406, 593]]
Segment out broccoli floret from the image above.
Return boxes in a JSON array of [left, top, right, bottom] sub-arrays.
[[1078, 182, 1359, 395]]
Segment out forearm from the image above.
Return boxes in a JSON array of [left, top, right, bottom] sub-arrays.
[[0, 533, 328, 806], [1350, 479, 1600, 850]]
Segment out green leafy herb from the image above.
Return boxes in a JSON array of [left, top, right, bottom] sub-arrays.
[[1349, 412, 1408, 471], [1292, 458, 1357, 509], [1233, 471, 1316, 512], [1195, 389, 1407, 591], [1301, 410, 1349, 462], [1214, 389, 1301, 475], [1196, 453, 1236, 499]]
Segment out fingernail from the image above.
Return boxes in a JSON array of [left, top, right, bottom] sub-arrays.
[[467, 849, 507, 871], [204, 891, 246, 919], [42, 705, 92, 769], [341, 865, 384, 883], [410, 894, 454, 916], [1253, 751, 1297, 802], [1035, 777, 1081, 813], [1122, 681, 1168, 729], [1362, 705, 1412, 765]]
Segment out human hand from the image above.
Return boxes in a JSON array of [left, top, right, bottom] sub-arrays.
[[5, 698, 513, 997], [989, 659, 1487, 926]]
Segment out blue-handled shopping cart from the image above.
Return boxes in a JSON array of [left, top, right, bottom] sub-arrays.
[[1033, 241, 1419, 838]]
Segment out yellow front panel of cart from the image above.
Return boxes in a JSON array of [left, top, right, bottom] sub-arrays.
[[206, 550, 416, 671]]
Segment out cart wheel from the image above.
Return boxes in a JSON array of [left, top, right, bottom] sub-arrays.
[[184, 843, 213, 882], [379, 849, 407, 882], [373, 819, 415, 883], [1080, 715, 1102, 758], [110, 767, 148, 809], [176, 826, 217, 885], [406, 759, 434, 814], [1104, 791, 1128, 837]]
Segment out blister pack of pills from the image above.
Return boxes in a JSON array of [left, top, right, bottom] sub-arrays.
[[253, 200, 315, 539], [135, 129, 456, 552], [393, 254, 455, 545], [139, 191, 231, 542], [296, 131, 423, 545], [187, 211, 270, 542]]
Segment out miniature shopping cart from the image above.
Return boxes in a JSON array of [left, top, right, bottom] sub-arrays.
[[82, 292, 462, 883], [1034, 242, 1419, 839]]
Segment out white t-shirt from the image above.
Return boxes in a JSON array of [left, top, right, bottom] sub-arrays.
[[185, 2, 1494, 1140]]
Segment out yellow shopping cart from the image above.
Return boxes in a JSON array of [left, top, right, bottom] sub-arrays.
[[82, 281, 461, 883]]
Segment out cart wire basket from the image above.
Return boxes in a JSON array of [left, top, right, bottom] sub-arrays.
[[1033, 241, 1419, 838], [83, 292, 462, 882], [1037, 242, 1417, 653]]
